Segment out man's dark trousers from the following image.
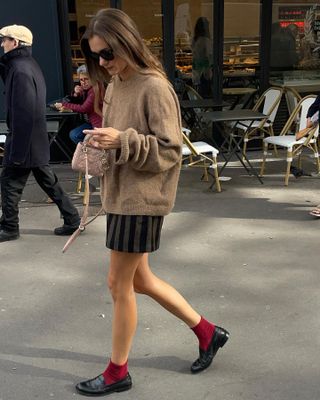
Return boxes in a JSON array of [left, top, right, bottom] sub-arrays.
[[0, 165, 79, 232]]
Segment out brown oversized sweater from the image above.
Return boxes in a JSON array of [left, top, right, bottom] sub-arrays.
[[100, 71, 182, 216]]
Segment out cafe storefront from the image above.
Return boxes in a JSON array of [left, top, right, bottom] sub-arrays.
[[1, 0, 320, 106], [64, 0, 320, 102]]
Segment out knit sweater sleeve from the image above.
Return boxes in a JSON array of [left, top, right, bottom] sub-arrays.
[[115, 79, 182, 173], [62, 88, 95, 114]]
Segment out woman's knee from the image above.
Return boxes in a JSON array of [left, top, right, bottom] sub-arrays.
[[133, 271, 155, 295], [107, 274, 118, 300], [69, 128, 80, 143], [107, 270, 136, 300], [107, 250, 144, 299], [133, 279, 146, 294], [69, 126, 86, 144]]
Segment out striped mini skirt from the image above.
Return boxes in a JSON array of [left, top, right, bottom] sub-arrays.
[[106, 213, 164, 253]]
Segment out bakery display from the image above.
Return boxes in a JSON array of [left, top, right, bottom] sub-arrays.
[[143, 37, 163, 61], [143, 36, 259, 80], [224, 39, 259, 69]]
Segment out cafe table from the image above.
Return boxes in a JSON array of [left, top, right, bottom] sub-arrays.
[[223, 69, 258, 88], [179, 99, 224, 132], [1, 110, 80, 163], [179, 99, 224, 110], [222, 87, 257, 109], [269, 79, 320, 94], [200, 109, 267, 185], [46, 107, 80, 161]]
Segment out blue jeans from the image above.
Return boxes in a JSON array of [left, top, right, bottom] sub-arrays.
[[69, 122, 92, 144]]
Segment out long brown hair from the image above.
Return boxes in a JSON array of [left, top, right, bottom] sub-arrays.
[[92, 82, 105, 117], [81, 8, 167, 81]]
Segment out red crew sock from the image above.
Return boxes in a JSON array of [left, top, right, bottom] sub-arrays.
[[102, 360, 128, 384], [191, 316, 216, 351]]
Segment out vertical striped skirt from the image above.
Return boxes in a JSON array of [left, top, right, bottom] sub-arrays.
[[106, 213, 164, 253]]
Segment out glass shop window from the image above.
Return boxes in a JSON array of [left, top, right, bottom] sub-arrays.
[[122, 0, 163, 63], [271, 1, 320, 90]]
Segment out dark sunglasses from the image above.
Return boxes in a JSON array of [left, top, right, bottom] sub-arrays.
[[90, 47, 114, 61]]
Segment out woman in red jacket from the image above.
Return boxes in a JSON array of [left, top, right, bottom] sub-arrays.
[[55, 65, 104, 143]]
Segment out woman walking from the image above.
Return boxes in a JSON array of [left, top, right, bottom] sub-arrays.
[[76, 8, 229, 396]]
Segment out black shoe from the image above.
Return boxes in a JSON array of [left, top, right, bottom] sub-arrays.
[[290, 166, 303, 178], [76, 373, 132, 396], [54, 223, 79, 236], [0, 229, 20, 242], [191, 326, 229, 374]]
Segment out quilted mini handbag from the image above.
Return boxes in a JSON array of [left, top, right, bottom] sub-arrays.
[[71, 139, 109, 177]]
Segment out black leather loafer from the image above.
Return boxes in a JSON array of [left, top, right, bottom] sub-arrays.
[[0, 229, 20, 243], [54, 223, 80, 236], [76, 373, 132, 396], [191, 326, 229, 374]]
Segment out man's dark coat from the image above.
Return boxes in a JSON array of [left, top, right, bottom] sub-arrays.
[[0, 46, 50, 167]]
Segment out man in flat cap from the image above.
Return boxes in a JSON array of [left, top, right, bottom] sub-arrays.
[[0, 25, 80, 242]]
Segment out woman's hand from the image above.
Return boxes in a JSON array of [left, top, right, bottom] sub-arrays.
[[54, 102, 63, 110], [83, 127, 121, 150], [74, 85, 83, 96]]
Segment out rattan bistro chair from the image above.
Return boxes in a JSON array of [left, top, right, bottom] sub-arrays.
[[284, 86, 302, 116], [183, 84, 211, 132], [260, 95, 320, 185], [231, 86, 283, 158], [181, 128, 221, 192]]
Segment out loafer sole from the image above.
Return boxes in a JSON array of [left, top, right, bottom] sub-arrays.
[[75, 383, 132, 397], [75, 374, 132, 397]]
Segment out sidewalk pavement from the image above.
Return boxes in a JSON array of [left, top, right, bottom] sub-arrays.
[[0, 154, 320, 400]]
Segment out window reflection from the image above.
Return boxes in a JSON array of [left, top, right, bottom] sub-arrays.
[[191, 17, 213, 98], [122, 1, 163, 62], [271, 1, 320, 85], [174, 1, 213, 98], [224, 1, 260, 89], [68, 0, 112, 75], [270, 22, 299, 72], [173, 1, 261, 98]]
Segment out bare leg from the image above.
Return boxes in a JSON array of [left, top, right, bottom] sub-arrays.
[[108, 250, 144, 365], [133, 254, 201, 327]]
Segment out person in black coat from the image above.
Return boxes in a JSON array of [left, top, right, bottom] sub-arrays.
[[306, 94, 320, 126], [270, 23, 299, 72], [0, 24, 80, 242], [303, 95, 320, 217]]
